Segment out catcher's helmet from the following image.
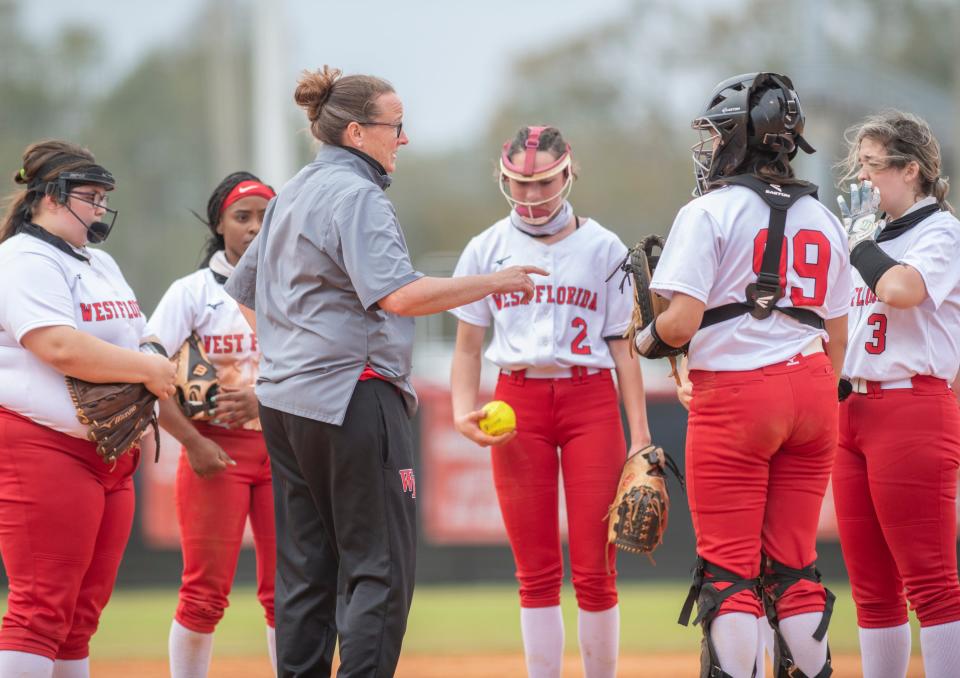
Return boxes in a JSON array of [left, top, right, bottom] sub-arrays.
[[691, 72, 815, 195]]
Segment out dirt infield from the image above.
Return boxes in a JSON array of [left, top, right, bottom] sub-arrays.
[[91, 652, 925, 677]]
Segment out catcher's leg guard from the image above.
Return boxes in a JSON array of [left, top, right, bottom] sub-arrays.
[[761, 556, 835, 678], [678, 557, 762, 678]]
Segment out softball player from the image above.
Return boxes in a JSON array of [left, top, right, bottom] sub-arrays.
[[450, 125, 651, 678], [833, 111, 960, 678], [146, 172, 277, 677], [635, 73, 852, 678], [0, 140, 176, 677]]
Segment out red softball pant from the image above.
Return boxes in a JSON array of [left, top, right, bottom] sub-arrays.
[[492, 369, 624, 612], [833, 377, 960, 628], [0, 407, 137, 660], [686, 352, 836, 620], [175, 422, 275, 633]]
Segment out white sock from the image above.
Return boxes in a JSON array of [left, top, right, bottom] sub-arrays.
[[169, 619, 214, 678], [520, 606, 564, 678], [52, 658, 89, 678], [779, 612, 828, 677], [577, 605, 619, 678], [0, 651, 54, 677], [757, 616, 774, 676], [266, 625, 277, 677], [711, 613, 759, 678], [859, 623, 911, 678], [920, 619, 960, 678]]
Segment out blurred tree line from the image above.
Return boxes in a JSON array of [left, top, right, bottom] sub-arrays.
[[2, 0, 957, 313]]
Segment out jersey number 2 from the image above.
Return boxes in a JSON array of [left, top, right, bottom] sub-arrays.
[[865, 313, 887, 354], [570, 317, 592, 355], [752, 229, 831, 306]]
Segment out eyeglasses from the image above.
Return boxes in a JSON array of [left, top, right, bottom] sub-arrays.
[[360, 120, 404, 138], [69, 191, 110, 209]]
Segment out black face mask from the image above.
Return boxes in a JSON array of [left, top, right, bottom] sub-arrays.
[[26, 165, 119, 243], [68, 205, 118, 244], [60, 191, 118, 244]]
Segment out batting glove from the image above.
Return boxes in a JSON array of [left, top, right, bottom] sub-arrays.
[[837, 181, 882, 251]]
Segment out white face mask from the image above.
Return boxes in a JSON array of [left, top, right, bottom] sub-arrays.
[[499, 171, 573, 225], [509, 199, 574, 237]]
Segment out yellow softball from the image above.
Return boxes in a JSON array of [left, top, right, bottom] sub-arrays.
[[479, 400, 517, 436]]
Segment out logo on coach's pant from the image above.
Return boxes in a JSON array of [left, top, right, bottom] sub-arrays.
[[399, 469, 416, 499]]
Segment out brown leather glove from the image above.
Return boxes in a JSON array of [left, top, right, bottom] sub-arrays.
[[607, 444, 684, 558], [66, 377, 159, 464]]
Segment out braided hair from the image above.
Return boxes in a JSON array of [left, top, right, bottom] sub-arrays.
[[195, 171, 264, 267]]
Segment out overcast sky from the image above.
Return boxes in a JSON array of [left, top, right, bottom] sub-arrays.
[[19, 0, 633, 150]]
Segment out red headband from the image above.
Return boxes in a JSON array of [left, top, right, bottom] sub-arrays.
[[220, 180, 276, 214], [500, 126, 572, 180]]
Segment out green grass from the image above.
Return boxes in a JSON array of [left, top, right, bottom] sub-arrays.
[[4, 582, 923, 659]]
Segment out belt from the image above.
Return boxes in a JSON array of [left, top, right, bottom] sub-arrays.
[[849, 376, 916, 394], [782, 337, 824, 365], [500, 366, 604, 379]]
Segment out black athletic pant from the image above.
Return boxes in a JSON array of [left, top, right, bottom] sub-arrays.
[[259, 380, 417, 678]]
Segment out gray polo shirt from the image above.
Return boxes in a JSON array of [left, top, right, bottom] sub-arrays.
[[225, 145, 423, 425]]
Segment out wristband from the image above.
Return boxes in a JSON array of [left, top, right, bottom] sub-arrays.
[[850, 240, 897, 294], [634, 319, 687, 359]]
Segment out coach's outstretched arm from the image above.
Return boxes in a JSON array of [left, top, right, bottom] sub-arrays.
[[379, 265, 547, 317]]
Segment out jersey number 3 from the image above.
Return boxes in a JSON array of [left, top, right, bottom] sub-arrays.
[[752, 229, 831, 306], [865, 312, 887, 354]]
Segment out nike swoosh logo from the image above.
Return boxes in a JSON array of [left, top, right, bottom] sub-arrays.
[[495, 256, 512, 266], [237, 185, 257, 193], [207, 301, 224, 310]]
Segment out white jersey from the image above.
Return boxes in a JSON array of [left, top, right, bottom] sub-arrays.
[[145, 265, 260, 430], [450, 217, 633, 371], [0, 233, 147, 438], [843, 200, 960, 383], [652, 185, 852, 371]]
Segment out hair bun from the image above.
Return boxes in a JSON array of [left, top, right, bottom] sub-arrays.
[[294, 65, 342, 122]]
